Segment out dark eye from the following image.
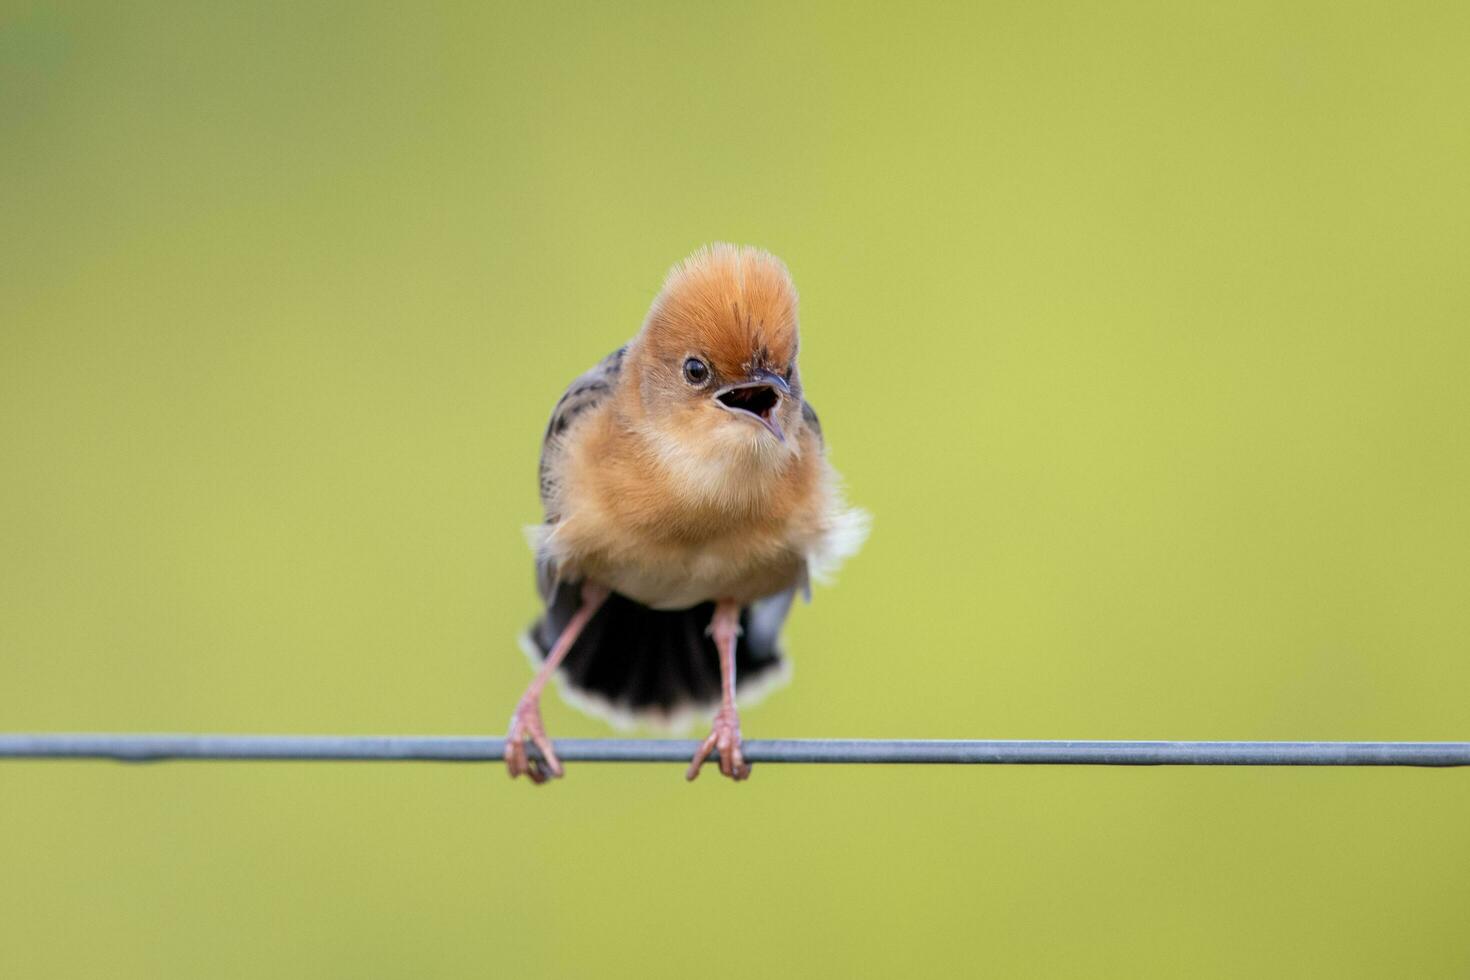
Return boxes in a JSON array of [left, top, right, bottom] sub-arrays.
[[682, 357, 710, 386]]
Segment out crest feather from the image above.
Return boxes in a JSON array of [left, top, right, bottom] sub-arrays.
[[641, 244, 800, 376]]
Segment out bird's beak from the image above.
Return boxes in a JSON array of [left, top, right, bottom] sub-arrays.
[[713, 369, 790, 443]]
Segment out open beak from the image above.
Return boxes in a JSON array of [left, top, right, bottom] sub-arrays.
[[713, 369, 790, 442]]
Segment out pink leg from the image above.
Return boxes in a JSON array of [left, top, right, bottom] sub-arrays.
[[506, 582, 610, 783], [686, 599, 751, 782]]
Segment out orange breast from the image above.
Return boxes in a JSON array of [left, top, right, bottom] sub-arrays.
[[547, 415, 833, 608]]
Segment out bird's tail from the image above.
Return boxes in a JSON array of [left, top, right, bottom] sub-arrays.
[[521, 583, 794, 732]]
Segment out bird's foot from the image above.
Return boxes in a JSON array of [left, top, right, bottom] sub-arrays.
[[686, 704, 750, 782], [505, 696, 562, 784]]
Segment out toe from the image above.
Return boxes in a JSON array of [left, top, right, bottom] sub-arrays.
[[731, 745, 750, 781], [530, 730, 563, 779], [686, 732, 717, 781]]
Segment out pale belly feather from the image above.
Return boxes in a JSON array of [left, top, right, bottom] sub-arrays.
[[558, 522, 807, 610], [598, 544, 803, 610]]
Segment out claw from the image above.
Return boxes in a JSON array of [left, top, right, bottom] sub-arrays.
[[685, 730, 717, 781], [506, 697, 562, 783], [529, 727, 563, 779]]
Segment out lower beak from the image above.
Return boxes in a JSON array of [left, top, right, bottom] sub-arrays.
[[713, 372, 788, 442]]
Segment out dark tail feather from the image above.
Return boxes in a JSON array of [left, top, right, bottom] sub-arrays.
[[524, 583, 794, 727]]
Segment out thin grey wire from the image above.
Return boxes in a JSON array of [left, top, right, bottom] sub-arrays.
[[2, 734, 1468, 766]]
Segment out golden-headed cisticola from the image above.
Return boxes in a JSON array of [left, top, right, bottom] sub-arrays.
[[509, 244, 867, 783]]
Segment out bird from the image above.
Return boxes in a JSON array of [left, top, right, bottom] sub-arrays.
[[508, 244, 867, 783]]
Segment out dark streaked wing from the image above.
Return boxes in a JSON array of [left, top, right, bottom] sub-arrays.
[[801, 398, 823, 446], [534, 345, 626, 604], [538, 345, 627, 516]]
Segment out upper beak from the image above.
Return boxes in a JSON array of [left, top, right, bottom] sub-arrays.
[[713, 369, 789, 442]]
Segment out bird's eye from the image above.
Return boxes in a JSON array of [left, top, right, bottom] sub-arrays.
[[682, 357, 710, 386]]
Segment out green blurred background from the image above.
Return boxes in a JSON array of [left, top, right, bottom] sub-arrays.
[[3, 2, 1469, 976]]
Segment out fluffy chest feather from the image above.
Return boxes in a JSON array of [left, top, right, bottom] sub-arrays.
[[543, 414, 832, 609]]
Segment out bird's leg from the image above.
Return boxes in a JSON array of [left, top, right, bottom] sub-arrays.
[[686, 599, 751, 782], [506, 582, 609, 783]]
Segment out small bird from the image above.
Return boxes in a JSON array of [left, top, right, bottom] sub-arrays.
[[509, 244, 867, 783]]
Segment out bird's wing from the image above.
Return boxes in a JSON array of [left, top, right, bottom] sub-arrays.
[[790, 398, 823, 601], [538, 345, 626, 516], [801, 398, 823, 447], [533, 345, 627, 603]]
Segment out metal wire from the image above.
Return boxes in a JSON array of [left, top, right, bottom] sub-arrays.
[[2, 734, 1469, 766]]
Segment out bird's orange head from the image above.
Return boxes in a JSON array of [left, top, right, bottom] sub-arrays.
[[626, 244, 806, 463]]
